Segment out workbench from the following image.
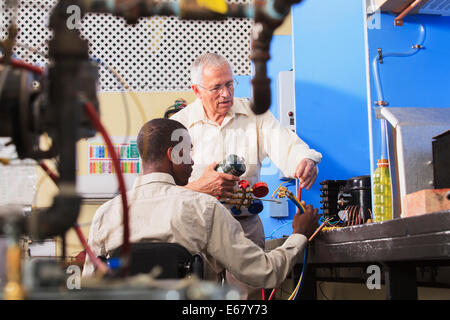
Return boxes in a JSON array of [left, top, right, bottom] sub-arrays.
[[267, 210, 450, 300]]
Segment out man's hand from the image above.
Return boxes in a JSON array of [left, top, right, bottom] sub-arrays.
[[186, 162, 239, 197], [292, 203, 319, 239], [295, 158, 318, 190]]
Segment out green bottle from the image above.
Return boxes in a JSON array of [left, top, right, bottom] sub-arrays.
[[373, 159, 392, 222]]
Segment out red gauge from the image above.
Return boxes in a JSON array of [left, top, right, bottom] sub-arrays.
[[252, 182, 269, 198]]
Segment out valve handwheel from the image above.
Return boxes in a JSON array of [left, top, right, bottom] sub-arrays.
[[239, 179, 250, 190]]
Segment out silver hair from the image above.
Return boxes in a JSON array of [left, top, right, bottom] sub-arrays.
[[190, 53, 233, 86]]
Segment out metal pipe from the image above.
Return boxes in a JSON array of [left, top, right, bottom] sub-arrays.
[[394, 0, 425, 26], [25, 0, 90, 240]]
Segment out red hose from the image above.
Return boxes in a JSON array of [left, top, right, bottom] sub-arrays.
[[6, 58, 44, 75], [297, 181, 302, 214], [83, 101, 130, 274], [39, 161, 59, 185]]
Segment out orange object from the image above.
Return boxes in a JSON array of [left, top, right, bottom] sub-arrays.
[[402, 188, 450, 217], [4, 245, 25, 300]]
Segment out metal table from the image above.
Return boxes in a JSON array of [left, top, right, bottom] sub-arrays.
[[272, 210, 450, 300]]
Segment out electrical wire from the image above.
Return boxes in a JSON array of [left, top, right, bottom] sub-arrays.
[[32, 160, 59, 208], [91, 56, 132, 142], [14, 42, 48, 59], [318, 282, 329, 300], [92, 56, 147, 125], [82, 100, 131, 275]]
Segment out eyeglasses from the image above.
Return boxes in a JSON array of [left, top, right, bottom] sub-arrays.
[[196, 79, 238, 95]]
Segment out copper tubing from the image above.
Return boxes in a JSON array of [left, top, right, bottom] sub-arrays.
[[351, 206, 356, 226], [359, 207, 362, 225], [39, 161, 59, 185], [351, 206, 357, 226], [309, 219, 328, 242], [346, 206, 352, 226], [394, 0, 425, 26], [352, 206, 356, 225]]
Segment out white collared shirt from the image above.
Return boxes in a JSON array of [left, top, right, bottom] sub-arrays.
[[171, 97, 322, 186], [82, 172, 307, 288]]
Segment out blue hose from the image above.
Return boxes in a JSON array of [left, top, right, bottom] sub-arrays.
[[371, 18, 426, 160], [293, 245, 308, 300]]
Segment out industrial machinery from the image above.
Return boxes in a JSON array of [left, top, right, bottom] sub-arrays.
[[0, 0, 305, 300]]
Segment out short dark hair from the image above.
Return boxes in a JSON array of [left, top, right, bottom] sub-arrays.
[[137, 118, 187, 163]]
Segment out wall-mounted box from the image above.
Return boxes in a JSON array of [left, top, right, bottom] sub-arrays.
[[270, 197, 289, 218]]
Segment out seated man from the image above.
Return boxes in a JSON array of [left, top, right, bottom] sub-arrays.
[[82, 118, 319, 291]]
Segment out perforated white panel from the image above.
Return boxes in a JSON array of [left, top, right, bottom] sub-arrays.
[[1, 0, 252, 91], [419, 0, 450, 16]]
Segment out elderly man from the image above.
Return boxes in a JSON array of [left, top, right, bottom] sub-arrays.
[[82, 118, 319, 294], [171, 53, 322, 250]]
